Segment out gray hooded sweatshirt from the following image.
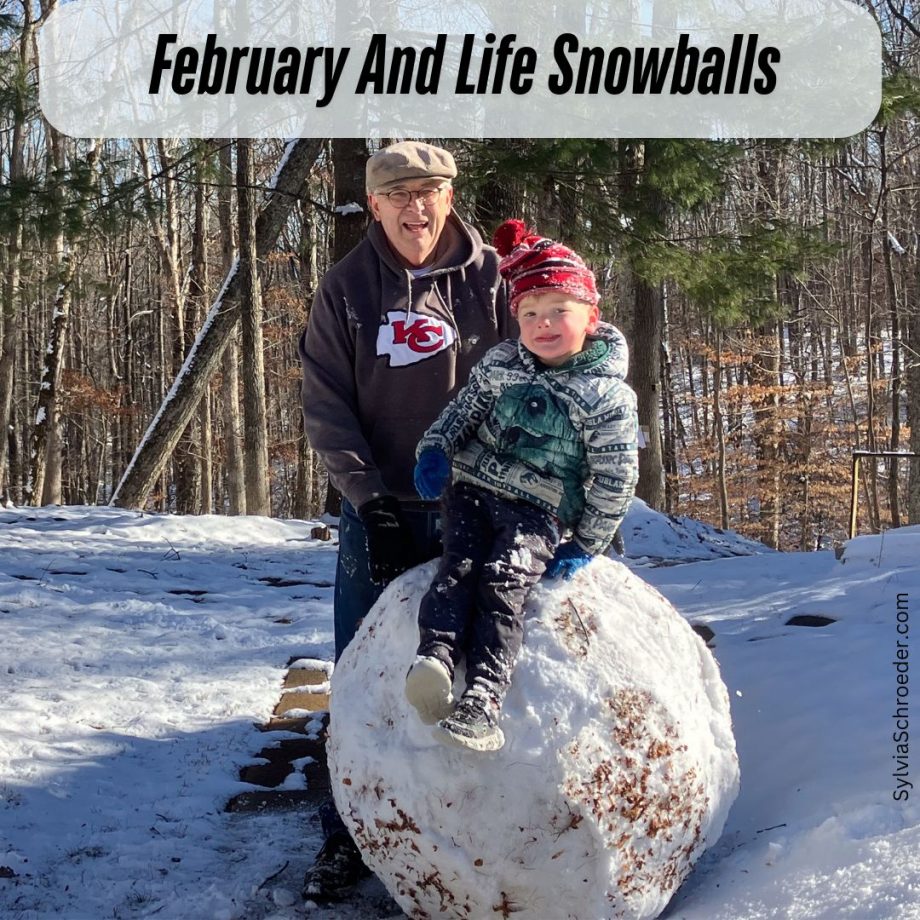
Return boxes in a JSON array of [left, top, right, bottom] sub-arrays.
[[299, 213, 511, 509]]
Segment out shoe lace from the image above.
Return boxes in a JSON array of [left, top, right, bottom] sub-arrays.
[[456, 693, 496, 725]]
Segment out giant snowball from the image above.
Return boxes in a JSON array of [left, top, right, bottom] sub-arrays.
[[328, 557, 739, 919]]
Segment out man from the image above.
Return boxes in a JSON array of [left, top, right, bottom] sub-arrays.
[[298, 141, 510, 900]]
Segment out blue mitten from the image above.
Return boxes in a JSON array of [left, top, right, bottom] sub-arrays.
[[413, 449, 450, 500], [545, 541, 593, 580]]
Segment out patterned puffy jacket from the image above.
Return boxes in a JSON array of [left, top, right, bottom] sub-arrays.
[[417, 322, 639, 554]]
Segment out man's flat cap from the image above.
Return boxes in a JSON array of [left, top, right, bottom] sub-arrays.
[[366, 141, 457, 193]]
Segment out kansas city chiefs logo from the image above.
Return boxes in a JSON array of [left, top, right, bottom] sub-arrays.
[[376, 310, 457, 367]]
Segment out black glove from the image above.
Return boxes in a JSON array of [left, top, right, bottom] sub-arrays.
[[357, 495, 417, 586]]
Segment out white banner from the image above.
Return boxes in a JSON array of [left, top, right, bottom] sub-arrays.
[[38, 0, 881, 139]]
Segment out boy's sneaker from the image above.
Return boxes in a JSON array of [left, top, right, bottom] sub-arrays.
[[434, 693, 505, 752], [405, 656, 454, 724], [302, 830, 370, 902]]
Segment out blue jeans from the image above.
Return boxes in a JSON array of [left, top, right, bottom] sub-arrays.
[[333, 498, 442, 661], [321, 498, 442, 844]]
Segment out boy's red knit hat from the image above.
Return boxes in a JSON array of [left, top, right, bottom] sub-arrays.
[[493, 219, 599, 315]]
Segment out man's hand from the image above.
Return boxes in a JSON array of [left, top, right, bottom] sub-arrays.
[[357, 496, 416, 585], [413, 449, 450, 500], [545, 541, 593, 580]]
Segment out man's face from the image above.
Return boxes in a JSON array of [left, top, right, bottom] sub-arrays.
[[368, 179, 455, 268]]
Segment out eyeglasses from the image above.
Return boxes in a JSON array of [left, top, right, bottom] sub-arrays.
[[376, 186, 447, 208]]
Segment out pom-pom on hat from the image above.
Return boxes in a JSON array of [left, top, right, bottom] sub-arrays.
[[493, 219, 599, 315]]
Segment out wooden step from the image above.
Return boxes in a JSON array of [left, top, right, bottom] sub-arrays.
[[226, 660, 332, 813]]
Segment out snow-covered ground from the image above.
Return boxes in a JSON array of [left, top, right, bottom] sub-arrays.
[[0, 502, 918, 919]]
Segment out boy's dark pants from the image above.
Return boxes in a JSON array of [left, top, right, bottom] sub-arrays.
[[418, 483, 560, 705]]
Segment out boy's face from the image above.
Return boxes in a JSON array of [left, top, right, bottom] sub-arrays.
[[517, 291, 600, 366]]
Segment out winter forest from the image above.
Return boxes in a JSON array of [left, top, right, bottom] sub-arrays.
[[2, 1, 920, 552]]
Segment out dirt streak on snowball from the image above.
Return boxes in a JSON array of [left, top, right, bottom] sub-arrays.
[[328, 557, 739, 920]]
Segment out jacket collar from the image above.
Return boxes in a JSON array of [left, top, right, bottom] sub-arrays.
[[518, 321, 629, 379]]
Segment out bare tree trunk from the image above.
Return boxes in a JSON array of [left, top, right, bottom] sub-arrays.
[[880, 131, 902, 527], [110, 138, 323, 509], [620, 141, 666, 510], [237, 138, 271, 516], [908, 300, 920, 523], [909, 190, 920, 524], [31, 128, 101, 504], [44, 420, 64, 505], [320, 138, 368, 517], [216, 141, 246, 515], [863, 230, 882, 532], [660, 287, 678, 514], [713, 331, 729, 529], [292, 411, 313, 520], [191, 148, 212, 513], [157, 139, 201, 514], [470, 140, 521, 231], [632, 274, 666, 509], [291, 203, 319, 519], [0, 3, 32, 503], [748, 322, 783, 548], [222, 330, 245, 514], [30, 261, 72, 504], [31, 84, 71, 505], [748, 150, 785, 548], [331, 138, 369, 261]]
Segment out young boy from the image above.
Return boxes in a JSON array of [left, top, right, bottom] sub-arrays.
[[405, 220, 639, 752]]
